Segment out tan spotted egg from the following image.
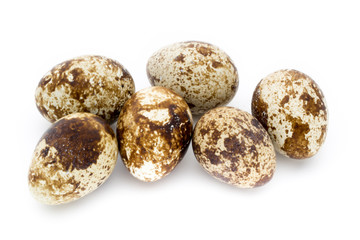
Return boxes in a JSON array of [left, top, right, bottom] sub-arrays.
[[252, 69, 328, 159], [117, 86, 193, 182], [192, 107, 276, 188], [146, 41, 238, 115], [28, 112, 118, 205], [35, 55, 135, 124]]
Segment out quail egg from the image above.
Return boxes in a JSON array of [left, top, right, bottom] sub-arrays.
[[28, 112, 118, 205], [117, 86, 193, 182], [147, 41, 238, 115], [35, 55, 135, 124], [192, 107, 276, 188], [251, 69, 328, 159]]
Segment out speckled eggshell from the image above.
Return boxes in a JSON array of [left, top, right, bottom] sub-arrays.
[[251, 69, 328, 159], [146, 41, 238, 115], [117, 86, 193, 182], [35, 55, 135, 124], [192, 107, 276, 188], [28, 112, 118, 205]]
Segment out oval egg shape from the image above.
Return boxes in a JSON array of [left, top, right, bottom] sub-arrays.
[[192, 107, 276, 188], [28, 112, 118, 205], [35, 55, 135, 124], [251, 69, 328, 159], [117, 86, 193, 182], [147, 41, 238, 115]]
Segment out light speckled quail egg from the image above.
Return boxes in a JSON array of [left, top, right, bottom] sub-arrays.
[[28, 112, 118, 205], [146, 41, 238, 115], [192, 107, 276, 188], [35, 55, 135, 124], [117, 86, 193, 182], [251, 69, 328, 159]]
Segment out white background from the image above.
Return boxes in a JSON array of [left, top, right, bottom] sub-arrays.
[[1, 0, 359, 239]]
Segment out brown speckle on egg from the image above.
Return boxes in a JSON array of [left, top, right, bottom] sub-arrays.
[[192, 107, 276, 188], [117, 86, 193, 182], [28, 112, 118, 205], [35, 55, 135, 124], [251, 69, 328, 159], [146, 41, 239, 115]]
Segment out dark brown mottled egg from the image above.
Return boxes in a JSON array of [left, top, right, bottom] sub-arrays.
[[28, 112, 118, 205], [252, 69, 328, 159], [35, 55, 135, 124], [192, 107, 276, 188], [146, 41, 238, 115], [117, 86, 193, 182]]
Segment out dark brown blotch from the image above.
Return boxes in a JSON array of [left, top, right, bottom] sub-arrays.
[[64, 68, 89, 90], [230, 163, 238, 172], [280, 95, 290, 107], [317, 125, 327, 145], [209, 129, 222, 145], [211, 60, 223, 68], [187, 68, 194, 74], [249, 145, 258, 161], [242, 127, 265, 146], [58, 60, 73, 75], [92, 115, 115, 138], [40, 146, 50, 158], [199, 128, 209, 137], [174, 53, 186, 63], [43, 159, 57, 167], [310, 81, 327, 120], [204, 148, 221, 165], [107, 109, 121, 125], [282, 115, 310, 159], [287, 69, 307, 81], [220, 150, 238, 166], [120, 68, 132, 80], [39, 76, 52, 88], [251, 82, 269, 130], [196, 45, 213, 56], [180, 86, 186, 92], [192, 142, 201, 156], [224, 136, 246, 157], [161, 162, 175, 174], [299, 90, 326, 116], [41, 116, 104, 171], [251, 118, 262, 129], [70, 68, 84, 81]]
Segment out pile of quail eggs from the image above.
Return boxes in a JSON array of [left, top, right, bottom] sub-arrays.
[[29, 41, 328, 205]]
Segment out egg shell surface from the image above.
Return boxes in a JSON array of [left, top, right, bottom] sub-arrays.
[[117, 86, 193, 182], [28, 112, 118, 205], [251, 69, 328, 159], [35, 55, 135, 124], [192, 107, 276, 188], [147, 41, 238, 115]]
